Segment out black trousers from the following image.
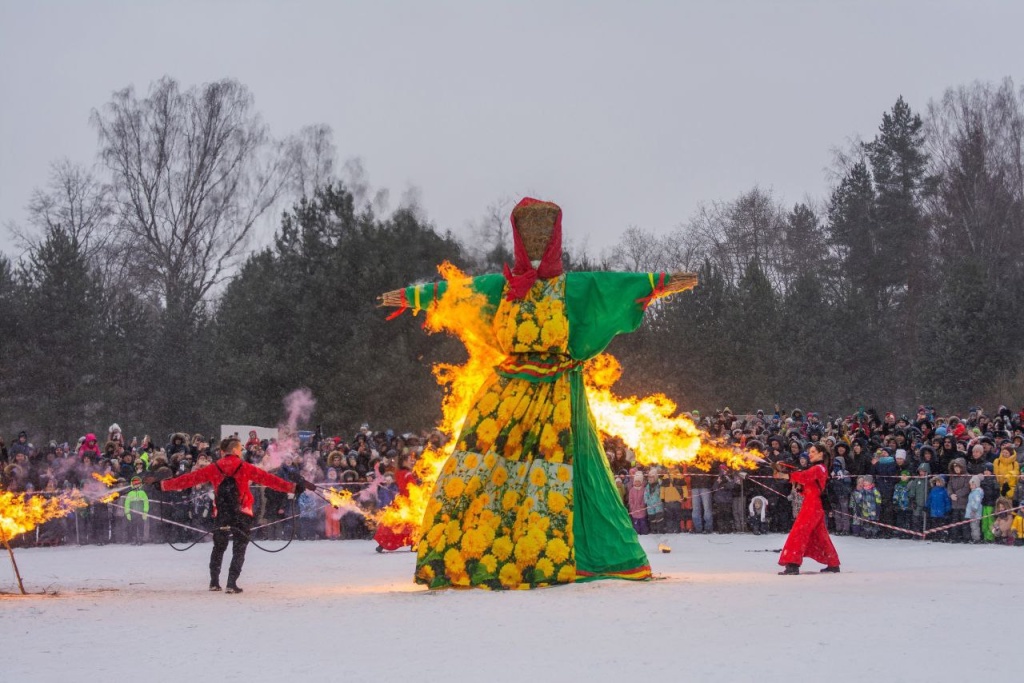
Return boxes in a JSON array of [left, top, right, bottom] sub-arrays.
[[210, 514, 253, 586]]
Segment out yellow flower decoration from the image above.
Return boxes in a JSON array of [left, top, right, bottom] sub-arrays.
[[465, 475, 482, 497], [546, 537, 570, 564], [484, 452, 496, 469], [501, 490, 519, 511], [540, 318, 567, 348], [492, 535, 513, 561], [534, 557, 554, 580], [418, 565, 435, 582], [477, 391, 500, 416], [553, 399, 571, 431], [556, 465, 571, 483], [444, 476, 466, 499], [539, 424, 558, 457], [514, 533, 542, 567], [476, 418, 499, 450], [557, 565, 576, 583], [445, 519, 463, 545], [499, 563, 523, 589], [547, 490, 567, 514], [479, 554, 498, 574], [529, 466, 548, 488], [444, 547, 466, 577], [442, 457, 457, 476], [426, 522, 446, 550], [460, 528, 488, 560], [464, 453, 480, 470], [417, 539, 429, 559], [516, 319, 539, 346], [497, 396, 517, 424], [517, 463, 528, 479], [491, 466, 509, 487]]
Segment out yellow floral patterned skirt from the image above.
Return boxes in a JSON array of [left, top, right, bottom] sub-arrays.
[[415, 367, 576, 589]]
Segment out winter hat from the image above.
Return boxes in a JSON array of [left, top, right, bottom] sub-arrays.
[[969, 475, 982, 487], [895, 449, 907, 461], [632, 473, 644, 484], [900, 470, 911, 477], [918, 462, 931, 474], [130, 475, 142, 487], [983, 462, 994, 472]]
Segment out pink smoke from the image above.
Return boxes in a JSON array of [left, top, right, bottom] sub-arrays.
[[264, 388, 317, 469]]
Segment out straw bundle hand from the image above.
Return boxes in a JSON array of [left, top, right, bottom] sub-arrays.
[[378, 288, 405, 308]]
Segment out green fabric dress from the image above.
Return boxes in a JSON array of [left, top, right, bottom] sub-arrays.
[[408, 272, 661, 589]]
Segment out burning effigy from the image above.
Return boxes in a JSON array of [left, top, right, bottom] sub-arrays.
[[380, 197, 712, 590]]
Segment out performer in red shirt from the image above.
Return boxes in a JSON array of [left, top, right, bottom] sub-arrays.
[[777, 443, 841, 575], [155, 436, 315, 593]]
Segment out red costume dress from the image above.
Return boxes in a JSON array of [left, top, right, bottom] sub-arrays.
[[373, 468, 417, 551], [778, 463, 840, 569]]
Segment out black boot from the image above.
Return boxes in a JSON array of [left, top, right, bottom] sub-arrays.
[[225, 583, 243, 594], [209, 582, 222, 592], [778, 564, 800, 575], [820, 565, 841, 573]]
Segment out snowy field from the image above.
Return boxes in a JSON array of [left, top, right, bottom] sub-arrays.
[[3, 534, 1019, 683]]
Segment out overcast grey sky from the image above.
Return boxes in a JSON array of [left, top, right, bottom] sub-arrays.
[[1, 0, 1022, 259]]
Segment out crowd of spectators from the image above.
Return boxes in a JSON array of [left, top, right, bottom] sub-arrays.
[[609, 404, 1024, 546], [3, 403, 1024, 549], [0, 423, 436, 548]]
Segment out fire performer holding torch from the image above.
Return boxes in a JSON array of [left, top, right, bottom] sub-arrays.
[[148, 436, 316, 593], [776, 442, 841, 575]]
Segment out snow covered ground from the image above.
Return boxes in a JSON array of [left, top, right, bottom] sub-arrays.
[[3, 534, 1020, 682]]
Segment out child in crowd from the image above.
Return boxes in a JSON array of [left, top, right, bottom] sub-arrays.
[[893, 471, 912, 534], [927, 476, 952, 541], [645, 471, 665, 534], [852, 475, 881, 537], [748, 495, 769, 535], [965, 475, 984, 543], [908, 463, 930, 536], [628, 473, 648, 535], [991, 497, 1022, 545]]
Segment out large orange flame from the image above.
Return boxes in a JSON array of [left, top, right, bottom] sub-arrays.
[[377, 263, 757, 543], [584, 354, 758, 471], [376, 263, 501, 542], [0, 491, 86, 542]]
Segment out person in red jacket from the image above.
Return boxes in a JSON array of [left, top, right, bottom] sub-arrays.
[[373, 453, 419, 552], [155, 436, 315, 593], [777, 443, 841, 575]]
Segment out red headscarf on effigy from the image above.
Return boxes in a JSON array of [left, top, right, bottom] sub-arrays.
[[503, 197, 564, 301]]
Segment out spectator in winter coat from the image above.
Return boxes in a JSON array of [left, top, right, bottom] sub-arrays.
[[660, 471, 683, 534], [828, 456, 853, 535], [870, 449, 898, 534], [644, 473, 664, 533], [893, 471, 912, 534], [123, 476, 150, 545], [947, 458, 971, 543], [852, 475, 881, 538], [627, 473, 648, 534], [965, 476, 984, 543], [994, 445, 1020, 499], [927, 477, 952, 540], [748, 496, 769, 535], [965, 444, 988, 475], [908, 463, 931, 535]]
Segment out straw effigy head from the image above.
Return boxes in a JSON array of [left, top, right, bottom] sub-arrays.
[[512, 201, 560, 261]]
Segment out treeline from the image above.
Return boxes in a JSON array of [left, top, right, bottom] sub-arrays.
[[2, 77, 1023, 441]]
